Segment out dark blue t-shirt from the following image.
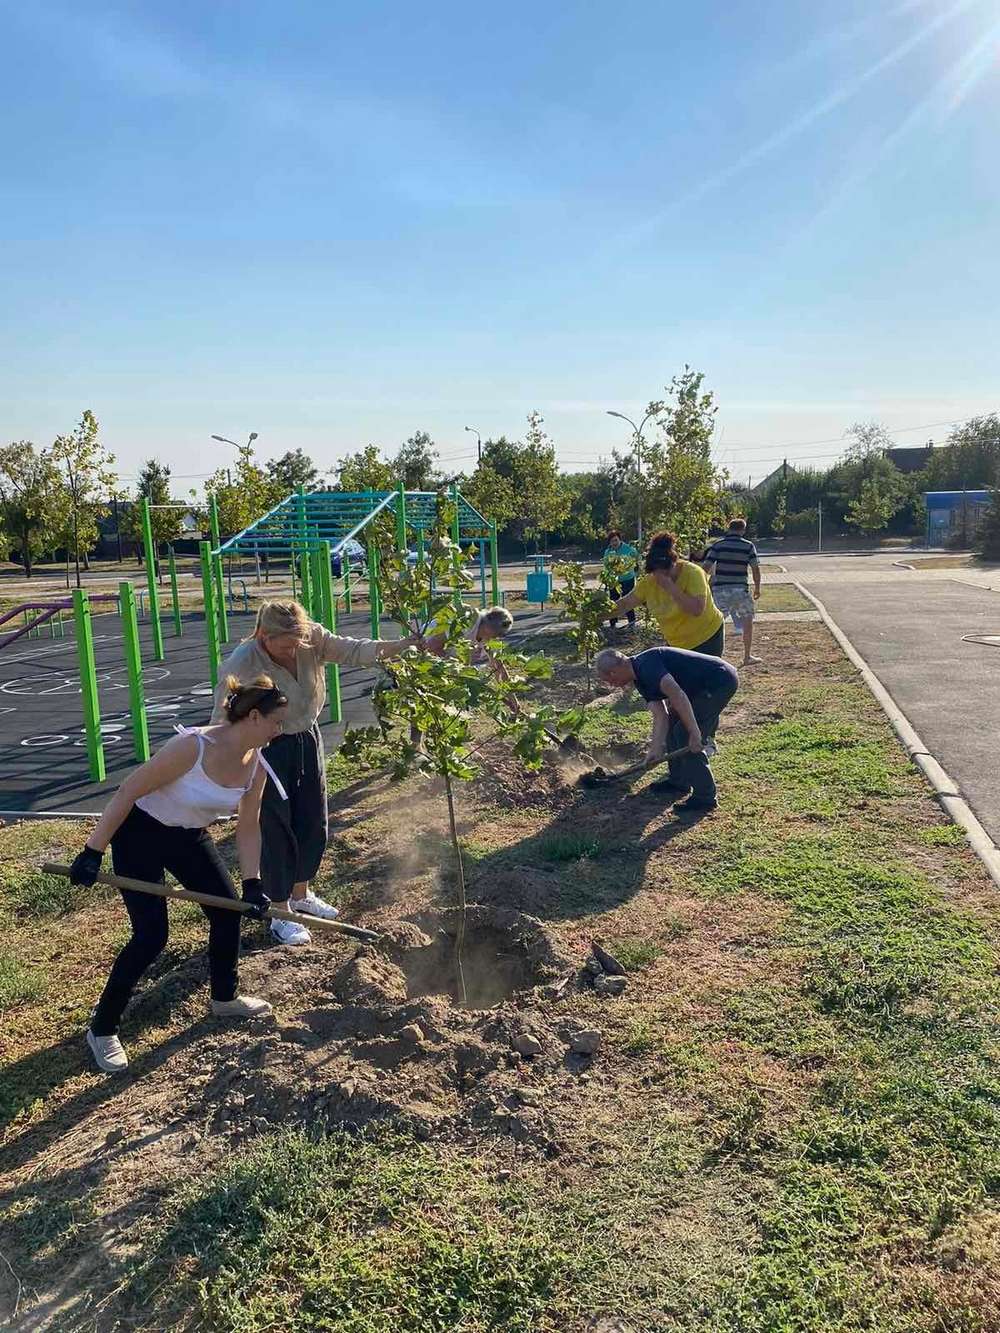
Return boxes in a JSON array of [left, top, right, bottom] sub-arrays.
[[630, 647, 739, 702]]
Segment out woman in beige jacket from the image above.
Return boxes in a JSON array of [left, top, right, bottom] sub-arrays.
[[213, 601, 419, 944]]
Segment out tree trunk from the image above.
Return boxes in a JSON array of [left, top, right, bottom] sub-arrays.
[[72, 506, 81, 588], [22, 525, 32, 577], [444, 771, 468, 1006]]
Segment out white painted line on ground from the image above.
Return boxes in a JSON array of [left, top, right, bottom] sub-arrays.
[[795, 580, 1000, 891], [0, 634, 117, 665]]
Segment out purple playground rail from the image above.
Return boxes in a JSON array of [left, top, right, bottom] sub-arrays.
[[0, 594, 121, 650]]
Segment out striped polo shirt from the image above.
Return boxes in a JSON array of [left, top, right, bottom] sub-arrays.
[[704, 534, 758, 586]]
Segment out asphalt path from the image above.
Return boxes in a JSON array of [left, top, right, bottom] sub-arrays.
[[0, 605, 558, 814], [796, 575, 1000, 845]]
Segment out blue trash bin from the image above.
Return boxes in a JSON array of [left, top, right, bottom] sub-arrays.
[[525, 556, 552, 606]]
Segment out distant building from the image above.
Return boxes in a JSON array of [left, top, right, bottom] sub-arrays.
[[924, 489, 991, 545], [748, 463, 796, 495], [887, 444, 934, 474]]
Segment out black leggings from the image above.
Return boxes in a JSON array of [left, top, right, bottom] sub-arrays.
[[691, 624, 725, 656], [610, 576, 636, 626], [91, 807, 240, 1036], [260, 726, 328, 904]]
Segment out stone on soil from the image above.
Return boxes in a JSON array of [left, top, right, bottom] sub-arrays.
[[570, 1029, 602, 1055], [399, 1022, 424, 1044], [594, 975, 627, 997], [513, 1033, 543, 1058], [591, 941, 627, 976]]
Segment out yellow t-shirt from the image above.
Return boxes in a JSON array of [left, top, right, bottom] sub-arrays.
[[633, 562, 723, 650]]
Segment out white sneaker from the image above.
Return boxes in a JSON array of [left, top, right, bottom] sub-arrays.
[[293, 890, 340, 921], [270, 915, 312, 946], [87, 1029, 129, 1074], [211, 995, 273, 1019]]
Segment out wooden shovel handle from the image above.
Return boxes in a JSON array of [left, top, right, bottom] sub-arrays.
[[43, 863, 380, 942]]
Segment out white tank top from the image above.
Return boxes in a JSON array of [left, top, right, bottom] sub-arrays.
[[136, 729, 286, 829]]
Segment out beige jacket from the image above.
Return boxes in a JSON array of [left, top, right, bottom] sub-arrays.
[[212, 623, 383, 733]]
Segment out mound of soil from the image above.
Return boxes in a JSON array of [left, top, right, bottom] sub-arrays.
[[14, 906, 587, 1241]]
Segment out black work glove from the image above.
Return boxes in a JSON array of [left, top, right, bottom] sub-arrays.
[[69, 845, 103, 887], [241, 878, 271, 921]]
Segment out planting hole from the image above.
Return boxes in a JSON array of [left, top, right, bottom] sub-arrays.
[[397, 908, 566, 1009]]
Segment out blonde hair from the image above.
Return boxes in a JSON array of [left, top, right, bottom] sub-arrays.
[[480, 607, 513, 636], [222, 673, 288, 723], [248, 601, 312, 644]]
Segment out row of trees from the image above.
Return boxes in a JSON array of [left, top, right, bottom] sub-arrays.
[[6, 396, 998, 581], [0, 411, 118, 583], [744, 416, 1000, 540]]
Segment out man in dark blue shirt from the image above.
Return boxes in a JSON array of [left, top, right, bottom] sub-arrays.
[[594, 646, 739, 811]]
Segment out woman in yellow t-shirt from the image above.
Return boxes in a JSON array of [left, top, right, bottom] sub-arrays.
[[611, 530, 724, 654]]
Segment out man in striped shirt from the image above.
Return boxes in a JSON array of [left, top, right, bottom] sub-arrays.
[[704, 518, 762, 667]]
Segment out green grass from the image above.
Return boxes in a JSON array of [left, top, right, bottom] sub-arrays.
[[756, 584, 811, 613], [917, 823, 966, 847], [0, 866, 83, 918], [536, 831, 602, 862], [605, 935, 666, 969], [0, 955, 43, 1008], [123, 1129, 585, 1333]]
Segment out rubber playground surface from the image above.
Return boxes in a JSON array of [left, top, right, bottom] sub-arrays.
[[0, 603, 556, 814]]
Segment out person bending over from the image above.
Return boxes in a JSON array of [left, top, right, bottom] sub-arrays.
[[610, 531, 724, 655], [213, 601, 422, 946], [68, 676, 288, 1074], [426, 604, 514, 665], [594, 646, 738, 813]]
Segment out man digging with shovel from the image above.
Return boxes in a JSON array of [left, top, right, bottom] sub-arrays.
[[592, 646, 739, 812]]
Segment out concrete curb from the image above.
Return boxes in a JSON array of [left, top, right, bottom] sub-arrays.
[[794, 581, 1000, 890]]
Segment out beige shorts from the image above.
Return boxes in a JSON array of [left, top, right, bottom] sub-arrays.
[[713, 585, 755, 626]]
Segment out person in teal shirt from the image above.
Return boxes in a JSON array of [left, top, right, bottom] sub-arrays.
[[603, 530, 638, 627]]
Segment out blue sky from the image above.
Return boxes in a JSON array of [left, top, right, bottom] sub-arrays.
[[1, 0, 998, 489]]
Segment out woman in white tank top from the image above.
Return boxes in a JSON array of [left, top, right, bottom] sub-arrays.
[[67, 675, 289, 1075]]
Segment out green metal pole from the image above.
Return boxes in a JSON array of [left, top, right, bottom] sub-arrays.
[[369, 543, 381, 639], [300, 550, 313, 618], [450, 483, 461, 609], [200, 541, 220, 688], [119, 581, 150, 762], [168, 547, 182, 636], [141, 497, 165, 662], [479, 539, 487, 608], [490, 520, 500, 606], [72, 588, 105, 782], [417, 528, 430, 620], [342, 561, 352, 613], [395, 481, 407, 552], [317, 541, 341, 723], [209, 496, 228, 646], [308, 544, 322, 621]]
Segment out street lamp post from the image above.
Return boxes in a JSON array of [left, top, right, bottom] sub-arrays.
[[211, 431, 258, 451], [606, 408, 658, 546], [464, 425, 482, 465]]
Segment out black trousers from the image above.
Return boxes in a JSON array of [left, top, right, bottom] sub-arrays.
[[666, 676, 738, 801], [260, 725, 328, 904], [91, 807, 240, 1036], [610, 575, 636, 626], [691, 624, 725, 656]]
